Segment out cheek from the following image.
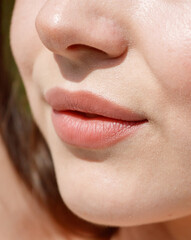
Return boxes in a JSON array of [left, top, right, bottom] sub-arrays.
[[148, 33, 191, 97], [10, 0, 44, 79], [141, 3, 191, 99]]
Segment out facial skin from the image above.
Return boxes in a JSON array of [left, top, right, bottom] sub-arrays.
[[10, 0, 191, 233]]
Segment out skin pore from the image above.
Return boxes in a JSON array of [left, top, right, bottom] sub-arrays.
[[7, 0, 191, 239]]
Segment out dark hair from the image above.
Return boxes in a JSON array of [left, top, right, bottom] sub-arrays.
[[0, 1, 118, 239]]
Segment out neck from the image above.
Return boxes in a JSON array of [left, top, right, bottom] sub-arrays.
[[111, 216, 191, 240], [0, 135, 66, 239]]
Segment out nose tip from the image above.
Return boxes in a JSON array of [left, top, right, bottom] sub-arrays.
[[35, 1, 128, 60]]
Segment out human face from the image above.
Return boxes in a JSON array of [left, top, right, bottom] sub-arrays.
[[10, 0, 191, 226]]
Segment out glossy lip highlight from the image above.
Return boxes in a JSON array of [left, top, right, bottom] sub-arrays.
[[44, 87, 148, 149]]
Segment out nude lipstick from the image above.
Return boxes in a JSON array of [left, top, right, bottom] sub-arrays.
[[45, 87, 147, 149]]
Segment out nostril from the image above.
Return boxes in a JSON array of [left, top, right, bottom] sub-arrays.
[[67, 44, 108, 56], [65, 44, 113, 64], [67, 44, 85, 51]]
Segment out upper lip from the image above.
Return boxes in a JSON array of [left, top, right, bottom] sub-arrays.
[[44, 87, 146, 122]]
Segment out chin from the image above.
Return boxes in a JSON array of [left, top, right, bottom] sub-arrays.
[[48, 132, 191, 228], [62, 196, 191, 227], [55, 168, 191, 227]]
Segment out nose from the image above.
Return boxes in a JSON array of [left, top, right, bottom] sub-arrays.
[[35, 0, 128, 62]]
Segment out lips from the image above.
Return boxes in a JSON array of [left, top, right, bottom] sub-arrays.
[[45, 87, 147, 148]]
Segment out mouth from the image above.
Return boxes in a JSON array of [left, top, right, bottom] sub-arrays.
[[65, 110, 101, 119], [45, 87, 148, 149]]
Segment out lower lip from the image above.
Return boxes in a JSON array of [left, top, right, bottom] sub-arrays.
[[51, 110, 147, 149]]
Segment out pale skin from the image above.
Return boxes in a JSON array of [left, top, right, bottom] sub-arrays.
[[3, 0, 191, 239]]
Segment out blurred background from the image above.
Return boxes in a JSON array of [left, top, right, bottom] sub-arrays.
[[1, 0, 30, 114]]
